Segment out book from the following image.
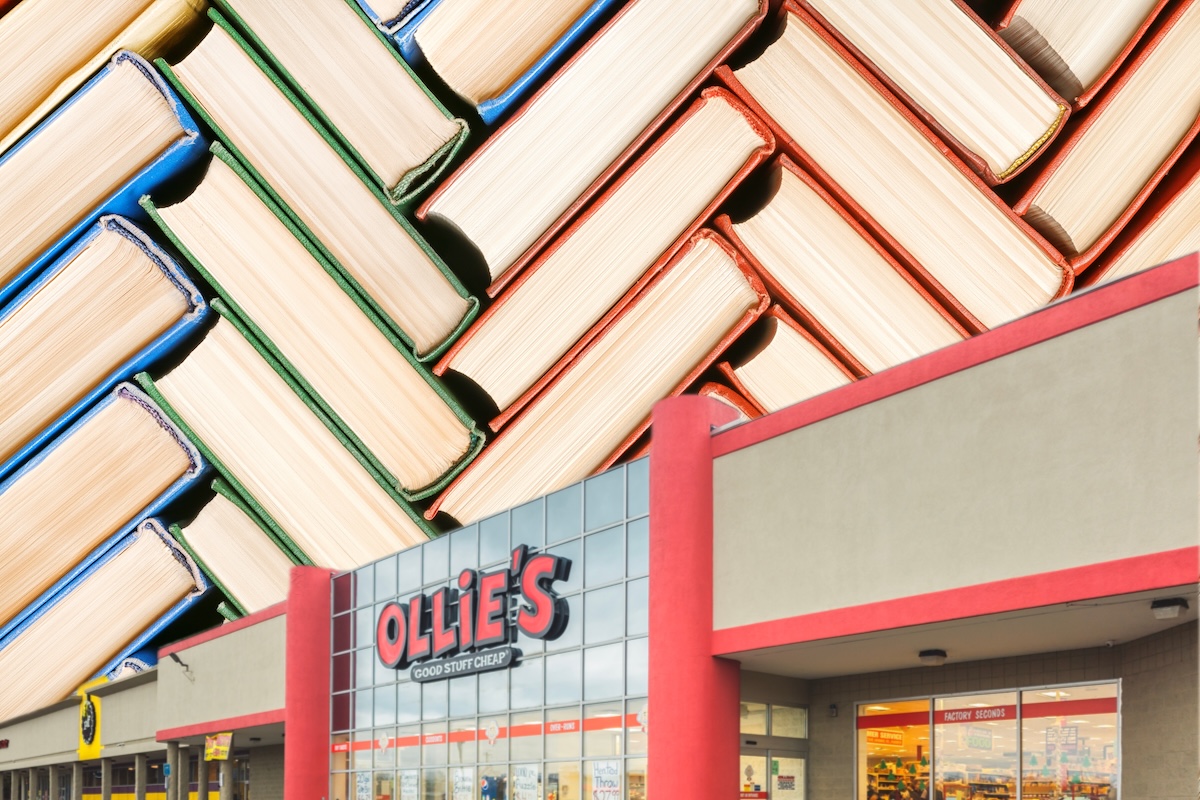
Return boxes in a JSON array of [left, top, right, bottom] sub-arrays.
[[144, 147, 482, 499], [434, 87, 773, 429], [137, 317, 437, 571], [352, 0, 428, 39], [429, 230, 768, 525], [0, 517, 207, 721], [0, 50, 205, 309], [404, 0, 623, 124], [159, 16, 476, 359], [1014, 0, 1200, 272], [996, 0, 1169, 108], [800, 0, 1068, 184], [171, 480, 294, 615], [416, 0, 767, 292], [715, 156, 966, 378], [0, 215, 208, 482], [1084, 145, 1200, 287], [213, 0, 468, 202], [0, 0, 205, 155], [718, 307, 855, 416], [0, 382, 205, 637], [719, 2, 1071, 333], [698, 382, 761, 425]]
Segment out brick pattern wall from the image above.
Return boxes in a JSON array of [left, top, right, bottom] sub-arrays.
[[252, 745, 284, 800], [803, 623, 1196, 800]]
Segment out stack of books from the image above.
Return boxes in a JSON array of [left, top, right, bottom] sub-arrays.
[[0, 0, 1195, 716]]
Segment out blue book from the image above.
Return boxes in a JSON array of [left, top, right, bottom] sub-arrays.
[[0, 215, 210, 484], [357, 0, 621, 124], [0, 50, 206, 309], [0, 382, 208, 643], [0, 517, 210, 720]]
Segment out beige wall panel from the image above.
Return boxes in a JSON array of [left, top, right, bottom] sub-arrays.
[[714, 291, 1199, 631], [0, 703, 79, 769], [99, 678, 159, 753], [157, 616, 286, 732]]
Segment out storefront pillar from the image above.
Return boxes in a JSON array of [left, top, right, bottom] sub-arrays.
[[164, 744, 178, 800], [47, 766, 58, 800], [648, 396, 741, 800], [283, 567, 334, 800], [25, 770, 34, 800], [198, 756, 210, 800], [218, 744, 233, 800], [99, 758, 111, 800], [70, 763, 81, 800], [133, 754, 146, 800]]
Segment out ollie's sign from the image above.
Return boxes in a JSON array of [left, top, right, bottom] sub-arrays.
[[376, 545, 571, 682]]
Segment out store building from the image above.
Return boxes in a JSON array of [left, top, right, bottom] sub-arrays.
[[1, 257, 1196, 800]]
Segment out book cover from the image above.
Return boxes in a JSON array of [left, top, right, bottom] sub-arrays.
[[0, 215, 210, 483], [0, 50, 206, 309]]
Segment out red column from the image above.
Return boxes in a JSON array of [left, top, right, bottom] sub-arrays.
[[648, 395, 741, 800], [284, 566, 335, 800]]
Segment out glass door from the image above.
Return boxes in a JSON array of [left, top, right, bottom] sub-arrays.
[[740, 749, 806, 800]]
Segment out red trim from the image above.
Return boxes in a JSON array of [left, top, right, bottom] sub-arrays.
[[934, 705, 1017, 724], [713, 547, 1199, 655], [284, 567, 334, 800], [158, 602, 286, 657], [157, 709, 285, 741], [857, 711, 929, 729], [649, 396, 742, 800], [1022, 698, 1118, 719], [713, 254, 1199, 456]]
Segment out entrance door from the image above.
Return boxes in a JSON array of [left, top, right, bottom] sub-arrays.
[[740, 748, 806, 800]]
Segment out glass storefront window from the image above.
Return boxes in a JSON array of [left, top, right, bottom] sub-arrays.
[[479, 715, 509, 765], [584, 759, 623, 800], [398, 725, 421, 768], [422, 769, 447, 800], [935, 692, 1016, 800], [1021, 683, 1118, 799], [545, 761, 581, 800], [511, 710, 544, 761], [741, 702, 768, 735], [375, 771, 395, 800], [399, 769, 420, 800], [584, 701, 625, 757], [450, 765, 477, 800], [423, 723, 448, 766], [449, 718, 478, 765], [626, 758, 646, 800], [546, 707, 582, 759], [771, 755, 806, 800], [626, 699, 648, 756], [741, 753, 769, 799], [771, 706, 808, 738], [858, 699, 931, 800], [511, 763, 543, 800]]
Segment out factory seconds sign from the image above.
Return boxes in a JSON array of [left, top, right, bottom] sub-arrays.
[[376, 545, 571, 682]]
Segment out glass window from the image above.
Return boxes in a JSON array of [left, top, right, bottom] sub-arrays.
[[584, 643, 624, 701], [450, 524, 478, 577], [585, 469, 625, 531], [935, 692, 1016, 800], [450, 765, 477, 800], [626, 579, 647, 637], [374, 729, 396, 769], [356, 607, 374, 649], [423, 680, 448, 721], [585, 584, 625, 644], [1020, 683, 1119, 800], [398, 768, 420, 800], [626, 458, 648, 517], [331, 771, 350, 800], [545, 706, 582, 759], [741, 702, 768, 735], [397, 681, 421, 723], [511, 498, 545, 550], [332, 733, 351, 772], [625, 518, 648, 577], [510, 763, 542, 800], [546, 595, 583, 652], [423, 535, 449, 585], [626, 757, 646, 800], [548, 540, 582, 594], [510, 655, 545, 709], [335, 652, 353, 694], [397, 549, 421, 596], [375, 558, 397, 602], [353, 731, 373, 770], [772, 756, 805, 800], [376, 645, 396, 685], [334, 612, 353, 653], [478, 715, 509, 765], [626, 638, 647, 696], [479, 513, 510, 566], [334, 572, 353, 614], [584, 701, 624, 757], [374, 685, 396, 726], [859, 699, 930, 800], [356, 566, 374, 607], [772, 705, 808, 738], [511, 710, 543, 761], [397, 725, 421, 769], [422, 723, 448, 766], [355, 690, 374, 729], [741, 754, 769, 799], [545, 651, 582, 705], [448, 719, 477, 765], [585, 526, 624, 587], [478, 668, 509, 714], [546, 484, 582, 543], [545, 761, 581, 800], [422, 769, 447, 800], [449, 674, 477, 718], [333, 692, 352, 732], [356, 647, 375, 688], [626, 698, 648, 756], [584, 760, 623, 800]]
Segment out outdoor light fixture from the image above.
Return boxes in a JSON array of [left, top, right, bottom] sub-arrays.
[[1150, 597, 1189, 620], [919, 649, 947, 666]]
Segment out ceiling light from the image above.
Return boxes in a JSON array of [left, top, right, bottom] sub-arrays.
[[919, 649, 947, 667], [867, 705, 891, 711], [1039, 691, 1070, 699], [1151, 597, 1189, 620]]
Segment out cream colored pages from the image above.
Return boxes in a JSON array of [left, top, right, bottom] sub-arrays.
[[0, 57, 185, 290], [183, 493, 292, 613], [1100, 174, 1200, 284], [154, 319, 428, 569], [0, 226, 189, 464], [157, 158, 471, 491], [0, 527, 194, 721], [1000, 0, 1161, 100], [170, 25, 469, 355], [1023, 1, 1200, 255], [221, 0, 459, 190], [446, 93, 766, 411], [424, 0, 760, 282], [732, 168, 963, 374], [0, 390, 191, 627], [438, 236, 759, 524], [735, 10, 1063, 329], [734, 318, 852, 414], [0, 0, 204, 156], [416, 0, 594, 105], [807, 0, 1062, 178]]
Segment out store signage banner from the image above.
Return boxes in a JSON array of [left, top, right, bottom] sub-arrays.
[[964, 725, 993, 751], [400, 770, 419, 800], [204, 732, 232, 761], [376, 545, 572, 682], [866, 729, 904, 745], [590, 760, 621, 800], [935, 705, 1014, 724]]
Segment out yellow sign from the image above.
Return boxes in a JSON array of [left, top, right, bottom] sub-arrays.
[[205, 732, 233, 761], [76, 677, 107, 760]]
